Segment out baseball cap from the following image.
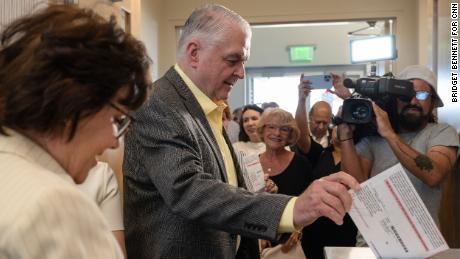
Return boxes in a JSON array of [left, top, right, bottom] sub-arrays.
[[397, 65, 444, 107]]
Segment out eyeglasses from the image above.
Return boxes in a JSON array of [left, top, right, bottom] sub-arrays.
[[415, 91, 431, 101], [264, 124, 292, 134], [109, 102, 134, 138]]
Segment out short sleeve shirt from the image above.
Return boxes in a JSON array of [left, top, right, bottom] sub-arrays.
[[356, 123, 459, 225]]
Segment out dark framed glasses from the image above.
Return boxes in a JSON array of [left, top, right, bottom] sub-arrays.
[[109, 102, 134, 138], [415, 91, 431, 101]]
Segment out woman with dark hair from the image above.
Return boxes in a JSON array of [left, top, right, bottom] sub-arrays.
[[0, 5, 151, 258], [233, 105, 279, 196], [233, 104, 265, 156]]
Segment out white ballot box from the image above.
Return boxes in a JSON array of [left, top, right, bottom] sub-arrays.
[[348, 163, 449, 258], [324, 247, 460, 259]]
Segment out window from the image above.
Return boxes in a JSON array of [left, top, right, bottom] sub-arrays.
[[246, 65, 366, 116]]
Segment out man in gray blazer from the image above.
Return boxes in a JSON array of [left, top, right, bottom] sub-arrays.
[[123, 4, 360, 259]]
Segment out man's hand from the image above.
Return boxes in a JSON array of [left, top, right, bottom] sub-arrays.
[[330, 73, 352, 99], [372, 102, 396, 139], [293, 171, 360, 228], [337, 122, 354, 142], [299, 73, 312, 101]]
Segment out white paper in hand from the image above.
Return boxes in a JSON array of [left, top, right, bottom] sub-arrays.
[[348, 163, 448, 258], [238, 153, 265, 192]]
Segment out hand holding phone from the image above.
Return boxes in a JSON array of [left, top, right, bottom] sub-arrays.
[[301, 75, 333, 89]]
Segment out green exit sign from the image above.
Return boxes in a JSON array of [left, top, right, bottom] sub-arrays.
[[289, 45, 315, 63]]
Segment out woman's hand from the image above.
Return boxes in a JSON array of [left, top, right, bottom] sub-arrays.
[[260, 239, 272, 251], [280, 231, 302, 253], [264, 174, 278, 193]]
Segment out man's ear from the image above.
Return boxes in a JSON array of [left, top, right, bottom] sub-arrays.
[[185, 40, 200, 68]]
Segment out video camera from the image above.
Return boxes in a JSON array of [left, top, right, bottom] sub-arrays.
[[338, 76, 415, 139]]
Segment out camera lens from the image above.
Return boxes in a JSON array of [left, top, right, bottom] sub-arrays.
[[342, 98, 373, 124], [351, 103, 371, 120]]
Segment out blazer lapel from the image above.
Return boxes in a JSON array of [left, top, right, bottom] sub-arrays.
[[164, 67, 229, 183]]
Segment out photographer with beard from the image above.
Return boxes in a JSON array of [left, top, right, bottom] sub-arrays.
[[333, 65, 459, 232]]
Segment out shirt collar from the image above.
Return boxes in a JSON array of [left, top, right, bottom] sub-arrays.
[[311, 130, 330, 139], [0, 128, 74, 183], [174, 64, 227, 115]]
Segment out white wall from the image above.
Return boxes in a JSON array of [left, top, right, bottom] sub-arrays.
[[157, 0, 419, 75], [77, 0, 121, 24], [76, 0, 160, 79], [148, 0, 420, 109], [0, 0, 47, 31], [248, 22, 387, 67], [437, 0, 459, 131], [417, 0, 434, 68], [140, 0, 163, 80]]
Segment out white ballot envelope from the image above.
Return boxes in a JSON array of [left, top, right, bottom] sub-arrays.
[[348, 163, 449, 259], [237, 152, 266, 192]]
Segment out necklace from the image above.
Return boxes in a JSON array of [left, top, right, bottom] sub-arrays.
[[261, 150, 293, 175], [262, 154, 279, 174]]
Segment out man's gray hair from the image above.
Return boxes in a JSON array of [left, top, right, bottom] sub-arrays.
[[176, 4, 251, 59]]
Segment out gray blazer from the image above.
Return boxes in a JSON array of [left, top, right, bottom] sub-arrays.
[[123, 67, 291, 259]]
